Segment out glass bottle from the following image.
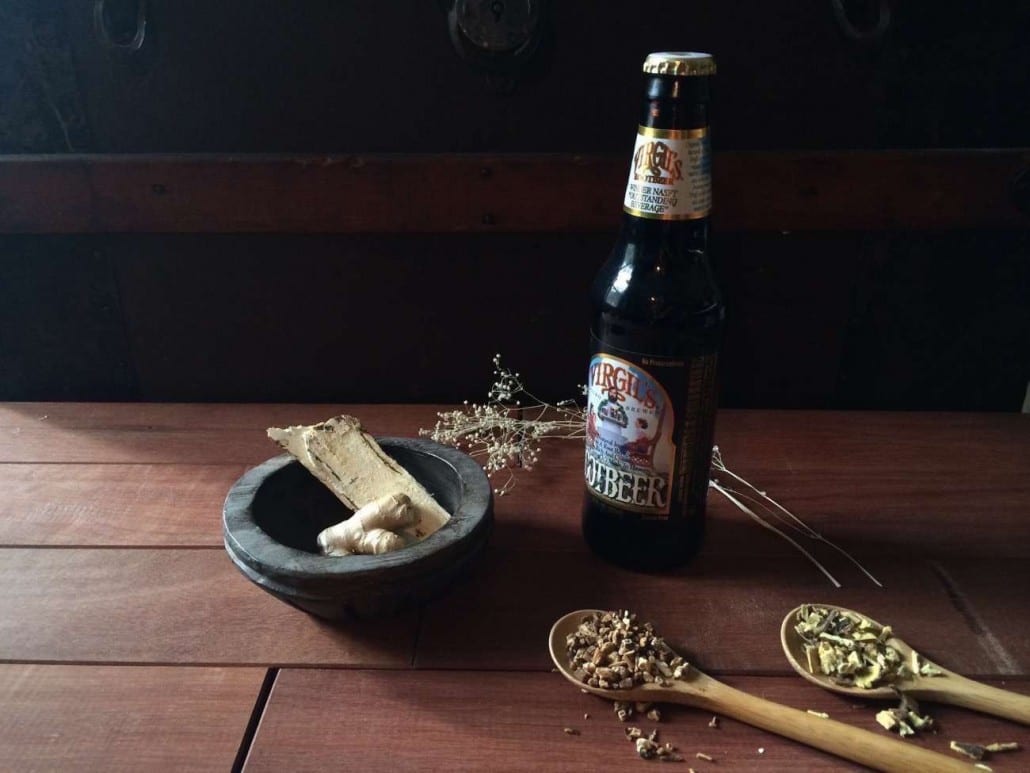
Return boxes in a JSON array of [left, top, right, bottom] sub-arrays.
[[582, 52, 725, 571]]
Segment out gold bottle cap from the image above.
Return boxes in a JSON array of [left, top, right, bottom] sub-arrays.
[[642, 51, 716, 77]]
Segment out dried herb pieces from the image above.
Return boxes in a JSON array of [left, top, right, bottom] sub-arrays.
[[793, 605, 942, 689], [627, 728, 683, 762], [566, 610, 688, 691], [984, 742, 1020, 753], [875, 694, 934, 737], [949, 740, 1021, 762]]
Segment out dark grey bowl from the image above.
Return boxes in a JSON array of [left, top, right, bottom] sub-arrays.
[[223, 437, 493, 619]]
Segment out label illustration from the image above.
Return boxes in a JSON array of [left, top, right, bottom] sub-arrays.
[[622, 126, 711, 221], [584, 353, 676, 515]]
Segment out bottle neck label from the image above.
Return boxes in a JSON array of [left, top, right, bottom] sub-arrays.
[[622, 126, 711, 221]]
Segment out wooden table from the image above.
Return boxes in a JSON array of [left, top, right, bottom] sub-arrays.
[[1, 403, 1028, 772]]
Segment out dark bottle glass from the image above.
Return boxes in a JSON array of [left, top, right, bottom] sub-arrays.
[[582, 52, 725, 571]]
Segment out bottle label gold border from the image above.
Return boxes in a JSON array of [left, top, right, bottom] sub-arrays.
[[622, 125, 712, 220], [638, 126, 708, 140], [622, 207, 710, 221]]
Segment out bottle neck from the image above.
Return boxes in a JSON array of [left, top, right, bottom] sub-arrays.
[[620, 74, 711, 247], [641, 74, 710, 132]]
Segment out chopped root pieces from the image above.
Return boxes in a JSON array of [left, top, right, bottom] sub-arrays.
[[635, 738, 659, 760], [583, 713, 590, 720], [806, 710, 830, 719], [950, 740, 1021, 762], [615, 701, 634, 722], [877, 694, 934, 737], [562, 727, 580, 736], [695, 752, 715, 761], [949, 741, 985, 760], [792, 605, 944, 690], [708, 716, 719, 728], [566, 610, 688, 691], [758, 748, 765, 755], [635, 738, 683, 763], [985, 742, 1020, 753]]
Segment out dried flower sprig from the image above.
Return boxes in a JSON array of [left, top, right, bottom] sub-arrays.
[[420, 354, 586, 496], [422, 356, 881, 587]]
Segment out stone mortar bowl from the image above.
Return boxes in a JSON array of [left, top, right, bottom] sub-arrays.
[[223, 437, 493, 619]]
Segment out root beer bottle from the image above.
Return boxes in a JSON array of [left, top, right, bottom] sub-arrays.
[[582, 52, 724, 571]]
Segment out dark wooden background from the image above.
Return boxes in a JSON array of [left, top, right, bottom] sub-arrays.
[[1, 1, 1028, 409]]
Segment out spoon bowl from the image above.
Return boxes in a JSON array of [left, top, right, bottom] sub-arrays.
[[781, 603, 1030, 725], [549, 609, 975, 773], [780, 603, 912, 700]]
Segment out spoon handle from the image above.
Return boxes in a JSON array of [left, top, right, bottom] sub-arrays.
[[692, 674, 975, 773], [914, 672, 1030, 725]]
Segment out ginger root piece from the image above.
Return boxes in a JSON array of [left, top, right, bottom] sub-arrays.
[[267, 415, 451, 542], [323, 527, 404, 556], [317, 493, 418, 556]]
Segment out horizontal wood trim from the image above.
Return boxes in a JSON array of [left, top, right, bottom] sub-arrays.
[[0, 151, 1028, 233], [0, 664, 264, 772]]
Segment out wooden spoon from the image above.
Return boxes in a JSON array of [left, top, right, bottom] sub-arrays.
[[549, 609, 976, 773], [782, 603, 1030, 725]]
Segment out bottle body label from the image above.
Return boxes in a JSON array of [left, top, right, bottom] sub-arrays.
[[584, 348, 718, 518], [622, 126, 711, 221]]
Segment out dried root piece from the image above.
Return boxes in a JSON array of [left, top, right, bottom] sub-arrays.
[[562, 727, 580, 736], [268, 414, 451, 542], [636, 737, 659, 760], [985, 742, 1019, 753], [951, 742, 987, 761], [949, 740, 1020, 765], [317, 492, 417, 556]]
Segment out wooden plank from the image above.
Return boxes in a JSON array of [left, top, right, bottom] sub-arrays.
[[0, 548, 417, 666], [2, 405, 1024, 473], [0, 402, 440, 431], [0, 403, 444, 464], [0, 664, 264, 772], [0, 463, 241, 546], [247, 669, 1030, 772], [413, 548, 1009, 676], [0, 152, 1027, 234], [492, 411, 1030, 559], [933, 559, 1030, 676]]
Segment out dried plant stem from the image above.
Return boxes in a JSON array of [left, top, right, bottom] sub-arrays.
[[709, 479, 843, 588], [710, 447, 882, 587]]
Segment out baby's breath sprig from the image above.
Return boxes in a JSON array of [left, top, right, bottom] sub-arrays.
[[420, 354, 586, 496], [422, 356, 880, 588]]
